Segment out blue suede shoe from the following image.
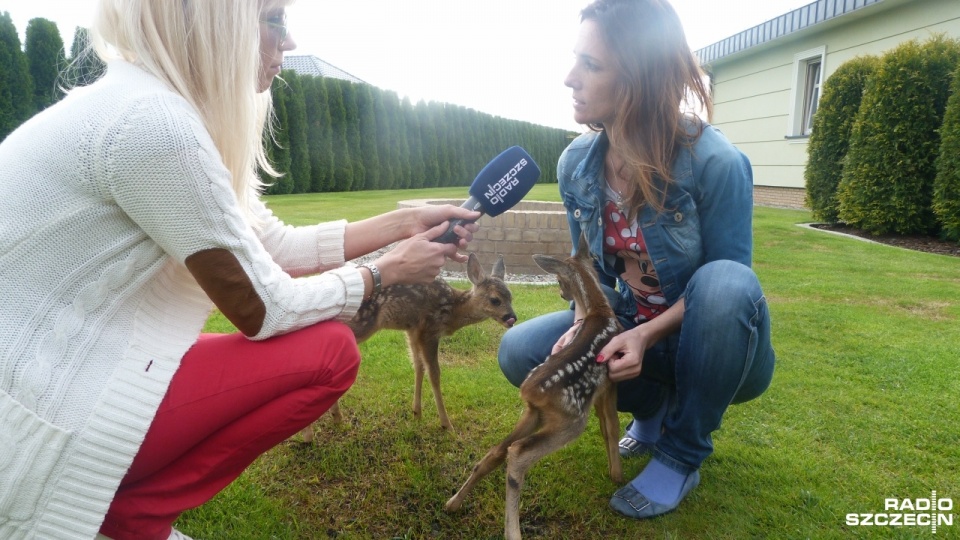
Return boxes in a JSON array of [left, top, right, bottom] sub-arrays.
[[609, 470, 700, 519], [617, 435, 654, 458]]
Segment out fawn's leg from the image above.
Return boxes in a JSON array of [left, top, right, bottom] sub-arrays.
[[301, 399, 344, 443], [406, 333, 426, 420], [444, 405, 541, 512], [416, 331, 454, 431], [326, 401, 343, 423], [503, 412, 587, 540], [593, 385, 623, 483]]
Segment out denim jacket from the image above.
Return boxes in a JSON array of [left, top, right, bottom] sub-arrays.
[[558, 122, 754, 320]]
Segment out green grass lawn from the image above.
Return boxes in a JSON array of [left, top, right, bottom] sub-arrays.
[[179, 187, 960, 539]]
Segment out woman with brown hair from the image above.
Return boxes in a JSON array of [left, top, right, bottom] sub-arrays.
[[498, 0, 776, 520]]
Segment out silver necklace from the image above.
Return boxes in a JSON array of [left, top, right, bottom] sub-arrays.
[[605, 179, 628, 214], [606, 155, 629, 213], [614, 187, 627, 214]]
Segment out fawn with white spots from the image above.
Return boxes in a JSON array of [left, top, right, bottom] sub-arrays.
[[444, 234, 623, 540], [301, 253, 517, 442]]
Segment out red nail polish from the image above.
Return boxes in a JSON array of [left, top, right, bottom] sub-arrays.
[[596, 354, 605, 364]]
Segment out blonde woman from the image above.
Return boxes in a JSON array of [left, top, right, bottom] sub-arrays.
[[0, 1, 478, 539], [498, 0, 776, 520]]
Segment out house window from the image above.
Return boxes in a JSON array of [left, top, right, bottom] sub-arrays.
[[802, 59, 822, 134], [787, 46, 826, 138]]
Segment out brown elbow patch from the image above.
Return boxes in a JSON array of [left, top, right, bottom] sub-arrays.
[[185, 248, 266, 337]]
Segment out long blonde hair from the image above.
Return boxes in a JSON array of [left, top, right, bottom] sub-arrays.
[[581, 0, 712, 214], [91, 0, 288, 223]]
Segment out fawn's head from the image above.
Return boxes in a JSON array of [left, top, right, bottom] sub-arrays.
[[532, 233, 605, 311], [466, 253, 517, 328]]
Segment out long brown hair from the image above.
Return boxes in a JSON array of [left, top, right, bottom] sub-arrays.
[[581, 0, 712, 214]]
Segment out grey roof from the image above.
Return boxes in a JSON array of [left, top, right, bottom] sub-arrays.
[[281, 55, 366, 84], [695, 0, 883, 65]]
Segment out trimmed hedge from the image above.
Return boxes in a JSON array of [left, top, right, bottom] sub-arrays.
[[934, 65, 960, 241], [838, 36, 960, 235], [804, 55, 878, 223]]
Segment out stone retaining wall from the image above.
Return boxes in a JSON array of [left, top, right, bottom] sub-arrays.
[[754, 186, 807, 209], [397, 199, 572, 276]]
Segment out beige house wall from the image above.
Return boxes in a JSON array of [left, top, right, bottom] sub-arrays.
[[705, 0, 960, 201]]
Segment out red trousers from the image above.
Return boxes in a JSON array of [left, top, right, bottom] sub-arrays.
[[99, 322, 360, 540]]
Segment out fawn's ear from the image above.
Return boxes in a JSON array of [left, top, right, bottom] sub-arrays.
[[466, 252, 484, 285], [491, 254, 505, 280], [575, 232, 591, 262], [533, 254, 565, 276]]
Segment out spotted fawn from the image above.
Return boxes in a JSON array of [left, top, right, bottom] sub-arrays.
[[444, 234, 623, 540], [301, 253, 517, 441]]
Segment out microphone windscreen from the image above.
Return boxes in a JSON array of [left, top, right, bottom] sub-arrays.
[[466, 146, 540, 217]]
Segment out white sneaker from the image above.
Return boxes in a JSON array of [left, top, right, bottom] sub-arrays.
[[168, 529, 195, 540], [95, 528, 193, 539]]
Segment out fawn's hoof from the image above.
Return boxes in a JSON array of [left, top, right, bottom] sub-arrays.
[[609, 466, 623, 484], [444, 496, 463, 513]]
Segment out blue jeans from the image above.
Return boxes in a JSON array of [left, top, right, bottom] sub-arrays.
[[498, 260, 775, 475]]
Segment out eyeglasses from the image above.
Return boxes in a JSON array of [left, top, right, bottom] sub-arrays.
[[260, 14, 288, 46]]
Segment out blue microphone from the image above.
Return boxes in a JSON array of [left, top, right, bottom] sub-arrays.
[[434, 146, 541, 244]]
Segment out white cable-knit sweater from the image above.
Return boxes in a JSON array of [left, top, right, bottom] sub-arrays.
[[0, 61, 366, 539]]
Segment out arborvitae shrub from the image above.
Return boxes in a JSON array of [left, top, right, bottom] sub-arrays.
[[67, 27, 106, 87], [804, 55, 878, 223], [24, 18, 65, 111], [266, 75, 293, 195], [934, 66, 960, 242], [282, 72, 312, 194], [838, 36, 960, 235], [0, 12, 34, 141]]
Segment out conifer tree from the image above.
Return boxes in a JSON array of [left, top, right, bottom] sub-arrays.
[[839, 36, 960, 235], [67, 27, 105, 86], [266, 75, 293, 194], [804, 55, 878, 223], [24, 18, 64, 111], [393, 97, 412, 188], [341, 82, 364, 190], [357, 84, 381, 190], [0, 12, 34, 140], [327, 79, 354, 191], [303, 77, 334, 192], [374, 90, 398, 189], [282, 71, 311, 193], [934, 64, 960, 241], [457, 108, 471, 168], [404, 100, 424, 186]]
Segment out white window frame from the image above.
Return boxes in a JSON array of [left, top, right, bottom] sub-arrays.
[[787, 46, 826, 138]]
